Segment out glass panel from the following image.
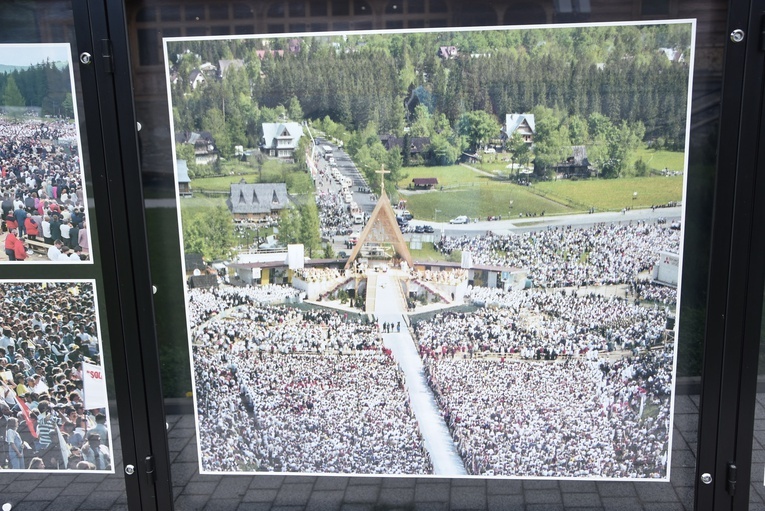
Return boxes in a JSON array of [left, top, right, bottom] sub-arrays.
[[749, 298, 765, 508], [310, 0, 328, 16], [332, 0, 350, 15], [289, 1, 306, 17], [233, 4, 255, 19], [184, 4, 206, 21], [354, 0, 373, 15], [267, 2, 286, 18], [430, 0, 448, 13], [409, 0, 426, 14], [126, 0, 726, 509], [160, 6, 181, 22], [0, 1, 128, 509], [208, 4, 230, 20]]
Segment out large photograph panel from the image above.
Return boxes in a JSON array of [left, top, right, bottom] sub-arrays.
[[0, 44, 93, 264], [0, 281, 113, 472], [166, 22, 694, 479]]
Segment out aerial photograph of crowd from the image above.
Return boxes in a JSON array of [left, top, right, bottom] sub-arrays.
[[168, 22, 692, 479], [0, 281, 112, 472], [0, 45, 91, 263]]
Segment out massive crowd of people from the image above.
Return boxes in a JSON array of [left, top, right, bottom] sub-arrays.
[[0, 117, 90, 261], [293, 267, 348, 283], [411, 268, 468, 285], [186, 285, 301, 326], [633, 281, 678, 306], [186, 210, 682, 478], [410, 284, 674, 478], [415, 288, 670, 357], [316, 190, 354, 239], [437, 222, 680, 288], [0, 282, 111, 471], [192, 303, 431, 474], [425, 348, 672, 478]]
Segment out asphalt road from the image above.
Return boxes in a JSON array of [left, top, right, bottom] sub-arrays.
[[405, 206, 683, 237]]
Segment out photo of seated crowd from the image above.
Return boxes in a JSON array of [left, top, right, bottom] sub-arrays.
[[0, 281, 111, 472], [0, 116, 91, 263], [436, 221, 681, 289], [189, 288, 432, 474], [186, 216, 680, 478], [415, 288, 674, 478]]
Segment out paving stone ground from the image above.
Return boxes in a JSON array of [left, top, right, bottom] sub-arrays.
[[2, 393, 764, 510]]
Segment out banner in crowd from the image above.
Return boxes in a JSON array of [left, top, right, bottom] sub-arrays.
[[165, 21, 695, 481], [0, 43, 94, 265], [82, 362, 109, 410]]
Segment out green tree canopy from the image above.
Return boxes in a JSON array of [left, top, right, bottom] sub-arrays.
[[2, 76, 25, 107], [459, 110, 500, 152], [182, 206, 235, 261]]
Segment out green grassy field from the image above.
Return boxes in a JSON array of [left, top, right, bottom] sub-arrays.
[[179, 194, 227, 211], [462, 147, 685, 175], [402, 185, 572, 221], [533, 175, 684, 211], [397, 165, 494, 187], [191, 160, 313, 194], [629, 147, 686, 171]]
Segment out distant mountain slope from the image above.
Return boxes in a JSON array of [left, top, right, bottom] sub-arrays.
[[0, 61, 69, 74]]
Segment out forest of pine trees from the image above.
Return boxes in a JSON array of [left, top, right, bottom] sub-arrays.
[[0, 60, 73, 117], [169, 23, 691, 178]]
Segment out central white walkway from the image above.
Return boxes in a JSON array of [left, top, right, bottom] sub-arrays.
[[372, 272, 467, 475]]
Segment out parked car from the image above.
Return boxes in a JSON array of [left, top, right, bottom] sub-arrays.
[[423, 225, 434, 233], [401, 210, 414, 220], [450, 215, 469, 224], [414, 225, 425, 233]]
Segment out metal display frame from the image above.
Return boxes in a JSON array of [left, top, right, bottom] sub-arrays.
[[16, 0, 761, 508]]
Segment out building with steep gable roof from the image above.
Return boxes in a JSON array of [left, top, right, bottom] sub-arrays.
[[261, 122, 304, 160], [227, 181, 290, 220], [177, 159, 192, 197], [217, 59, 244, 78], [503, 113, 536, 144]]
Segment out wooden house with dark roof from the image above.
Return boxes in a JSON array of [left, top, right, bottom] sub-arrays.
[[176, 131, 217, 165], [556, 146, 595, 178], [184, 253, 206, 274], [188, 274, 219, 289], [379, 135, 430, 159], [412, 177, 438, 189], [227, 181, 290, 220]]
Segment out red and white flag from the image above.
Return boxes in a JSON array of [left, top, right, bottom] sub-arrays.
[[15, 394, 38, 439]]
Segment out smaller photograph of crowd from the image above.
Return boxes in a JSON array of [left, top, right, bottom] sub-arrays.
[[0, 281, 113, 472], [0, 43, 92, 264]]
